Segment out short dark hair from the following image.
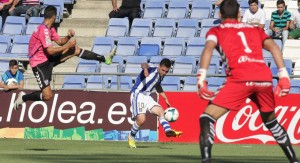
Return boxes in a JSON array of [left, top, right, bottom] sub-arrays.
[[277, 0, 285, 6], [159, 58, 171, 68], [9, 60, 18, 67], [220, 0, 240, 19], [44, 5, 57, 19], [248, 0, 258, 5]]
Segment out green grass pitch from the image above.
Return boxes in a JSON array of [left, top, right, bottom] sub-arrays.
[[0, 139, 299, 163]]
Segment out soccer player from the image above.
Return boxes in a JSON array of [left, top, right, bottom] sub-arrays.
[[13, 5, 115, 110], [0, 59, 24, 91], [128, 58, 182, 148], [197, 0, 299, 163]]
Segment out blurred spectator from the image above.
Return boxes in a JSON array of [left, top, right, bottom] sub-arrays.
[[242, 0, 266, 28], [288, 0, 300, 39], [109, 0, 141, 27], [265, 0, 290, 44], [9, 0, 40, 20], [0, 60, 24, 91], [0, 0, 13, 26]]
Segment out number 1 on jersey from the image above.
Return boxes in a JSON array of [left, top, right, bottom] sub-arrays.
[[237, 32, 252, 53]]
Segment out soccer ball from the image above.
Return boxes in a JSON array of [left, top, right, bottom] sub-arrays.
[[5, 78, 18, 85], [164, 107, 179, 122]]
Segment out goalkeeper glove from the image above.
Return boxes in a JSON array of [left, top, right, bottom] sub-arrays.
[[197, 69, 214, 100], [275, 67, 290, 97]]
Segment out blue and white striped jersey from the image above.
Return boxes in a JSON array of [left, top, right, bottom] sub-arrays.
[[130, 66, 164, 95]]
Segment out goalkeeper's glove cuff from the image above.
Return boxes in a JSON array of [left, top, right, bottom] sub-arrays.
[[278, 67, 289, 80]]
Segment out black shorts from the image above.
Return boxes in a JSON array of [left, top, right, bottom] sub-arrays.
[[32, 55, 65, 90]]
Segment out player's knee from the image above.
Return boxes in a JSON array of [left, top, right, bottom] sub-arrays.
[[43, 92, 53, 101], [109, 11, 117, 18]]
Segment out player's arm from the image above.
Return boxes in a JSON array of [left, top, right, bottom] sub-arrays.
[[282, 21, 290, 31], [55, 29, 75, 46], [8, 0, 19, 13], [197, 40, 216, 100], [111, 0, 118, 11], [0, 81, 8, 90], [156, 85, 171, 107], [46, 39, 76, 55], [141, 63, 149, 77], [263, 38, 290, 97]]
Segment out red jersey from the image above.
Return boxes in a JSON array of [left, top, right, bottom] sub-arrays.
[[206, 19, 272, 82], [28, 24, 60, 68]]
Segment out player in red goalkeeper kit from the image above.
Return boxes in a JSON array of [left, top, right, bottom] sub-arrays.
[[197, 0, 299, 163]]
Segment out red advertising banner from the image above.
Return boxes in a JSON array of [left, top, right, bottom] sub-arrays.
[[0, 91, 157, 131], [158, 92, 300, 145]]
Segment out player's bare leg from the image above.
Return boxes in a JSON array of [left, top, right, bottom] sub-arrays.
[[150, 105, 182, 137], [261, 111, 299, 163], [199, 104, 228, 163]]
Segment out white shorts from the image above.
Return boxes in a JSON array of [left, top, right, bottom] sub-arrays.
[[130, 92, 160, 119]]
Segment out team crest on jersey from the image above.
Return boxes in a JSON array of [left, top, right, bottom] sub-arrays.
[[44, 79, 49, 86]]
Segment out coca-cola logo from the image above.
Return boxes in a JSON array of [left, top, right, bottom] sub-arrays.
[[216, 98, 300, 144]]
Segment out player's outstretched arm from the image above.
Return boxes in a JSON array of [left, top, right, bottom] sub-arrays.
[[55, 29, 76, 46], [263, 38, 285, 69], [263, 38, 290, 97], [197, 40, 216, 100], [141, 63, 149, 77], [46, 39, 76, 56], [156, 85, 171, 107]]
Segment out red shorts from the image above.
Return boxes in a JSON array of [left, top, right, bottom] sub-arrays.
[[212, 81, 275, 112]]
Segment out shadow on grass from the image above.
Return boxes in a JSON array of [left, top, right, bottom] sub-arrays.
[[2, 153, 290, 163]]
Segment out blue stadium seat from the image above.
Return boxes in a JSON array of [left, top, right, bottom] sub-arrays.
[[207, 77, 225, 92], [112, 55, 124, 73], [270, 59, 292, 75], [263, 40, 282, 60], [116, 37, 138, 58], [62, 75, 85, 89], [63, 0, 75, 4], [264, 20, 271, 31], [129, 18, 153, 37], [25, 17, 43, 35], [91, 37, 115, 54], [86, 75, 108, 89], [110, 76, 133, 90], [162, 37, 185, 57], [138, 37, 161, 58], [200, 18, 221, 37], [106, 18, 129, 37], [161, 76, 181, 91], [43, 0, 64, 23], [149, 56, 164, 64], [183, 76, 197, 91], [124, 56, 148, 73], [176, 19, 199, 38], [76, 59, 99, 73], [2, 16, 26, 36], [173, 56, 196, 74], [272, 79, 278, 90], [100, 55, 121, 78], [207, 57, 220, 74], [0, 16, 2, 32], [212, 7, 220, 19], [153, 18, 176, 38], [0, 35, 11, 53], [190, 0, 212, 20], [186, 37, 206, 57], [142, 0, 165, 19], [290, 79, 300, 94], [0, 60, 9, 74], [9, 35, 30, 55], [166, 0, 189, 19]]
